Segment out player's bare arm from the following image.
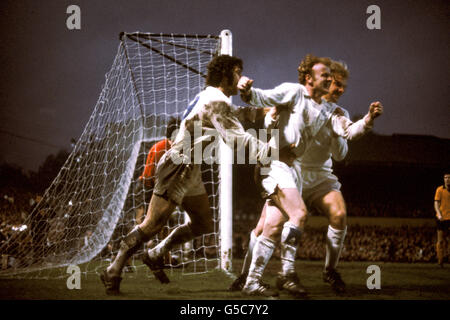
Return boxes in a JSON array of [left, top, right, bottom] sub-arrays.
[[334, 101, 383, 123], [330, 101, 383, 140], [435, 200, 443, 220]]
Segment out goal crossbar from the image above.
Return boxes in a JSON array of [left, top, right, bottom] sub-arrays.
[[126, 34, 208, 78]]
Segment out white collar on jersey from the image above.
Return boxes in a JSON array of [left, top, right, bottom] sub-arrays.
[[204, 86, 232, 105]]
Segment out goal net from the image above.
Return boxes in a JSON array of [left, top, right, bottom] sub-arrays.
[[0, 31, 232, 278]]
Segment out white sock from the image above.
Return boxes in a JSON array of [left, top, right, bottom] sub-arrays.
[[247, 235, 276, 283], [325, 225, 347, 270], [241, 230, 258, 275], [280, 222, 302, 275]]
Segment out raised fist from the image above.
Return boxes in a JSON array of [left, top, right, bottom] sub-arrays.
[[369, 101, 383, 120], [237, 76, 254, 93]]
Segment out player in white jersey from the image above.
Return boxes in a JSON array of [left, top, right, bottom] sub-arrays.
[[100, 55, 278, 295], [236, 55, 383, 297], [299, 61, 355, 293]]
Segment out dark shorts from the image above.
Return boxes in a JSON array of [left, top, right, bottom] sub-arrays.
[[436, 219, 450, 231]]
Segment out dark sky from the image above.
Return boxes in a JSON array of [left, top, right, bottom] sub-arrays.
[[0, 0, 449, 171]]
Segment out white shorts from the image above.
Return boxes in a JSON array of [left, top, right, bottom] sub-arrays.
[[301, 169, 341, 207], [153, 153, 206, 205], [260, 160, 301, 198]]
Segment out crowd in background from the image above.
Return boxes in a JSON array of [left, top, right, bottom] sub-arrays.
[[0, 188, 38, 249], [0, 185, 446, 267], [233, 225, 443, 263], [231, 195, 445, 263]]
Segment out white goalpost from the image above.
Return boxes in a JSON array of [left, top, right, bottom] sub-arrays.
[[219, 30, 233, 273], [0, 30, 234, 278]]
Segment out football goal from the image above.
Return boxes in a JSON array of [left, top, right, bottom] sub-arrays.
[[0, 30, 234, 278]]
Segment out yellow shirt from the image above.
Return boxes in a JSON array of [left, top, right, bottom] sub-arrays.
[[435, 186, 450, 220]]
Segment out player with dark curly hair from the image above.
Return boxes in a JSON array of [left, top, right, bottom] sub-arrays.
[[100, 55, 277, 295], [206, 56, 244, 88]]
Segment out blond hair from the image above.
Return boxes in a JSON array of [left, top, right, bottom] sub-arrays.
[[297, 54, 331, 85]]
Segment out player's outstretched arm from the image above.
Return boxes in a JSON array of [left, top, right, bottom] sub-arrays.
[[236, 76, 276, 121], [366, 101, 383, 125], [241, 81, 299, 109], [204, 101, 276, 164], [331, 101, 384, 140]]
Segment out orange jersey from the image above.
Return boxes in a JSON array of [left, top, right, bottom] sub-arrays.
[[139, 139, 171, 188], [435, 185, 450, 220]]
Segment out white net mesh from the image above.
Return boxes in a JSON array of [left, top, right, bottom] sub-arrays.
[[0, 32, 223, 278]]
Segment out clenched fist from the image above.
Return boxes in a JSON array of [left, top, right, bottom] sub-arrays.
[[238, 76, 254, 103], [237, 76, 253, 92], [368, 101, 383, 121]]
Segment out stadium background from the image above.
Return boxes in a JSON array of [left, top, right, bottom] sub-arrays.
[[1, 118, 449, 300], [2, 131, 449, 264]]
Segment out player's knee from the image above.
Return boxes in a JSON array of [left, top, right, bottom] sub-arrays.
[[267, 225, 282, 239], [298, 209, 308, 222], [330, 209, 347, 228], [263, 220, 283, 239], [254, 222, 264, 236], [289, 208, 307, 227], [255, 229, 263, 238]]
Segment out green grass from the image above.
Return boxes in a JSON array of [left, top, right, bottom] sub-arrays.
[[0, 259, 449, 300]]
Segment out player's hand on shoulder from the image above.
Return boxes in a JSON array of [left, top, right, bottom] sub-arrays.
[[333, 107, 346, 117]]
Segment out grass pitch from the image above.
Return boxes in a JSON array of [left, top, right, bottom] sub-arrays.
[[0, 259, 449, 300]]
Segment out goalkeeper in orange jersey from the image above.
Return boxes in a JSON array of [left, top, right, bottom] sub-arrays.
[[100, 54, 281, 295], [118, 117, 180, 271], [434, 173, 450, 267], [134, 117, 180, 225]]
